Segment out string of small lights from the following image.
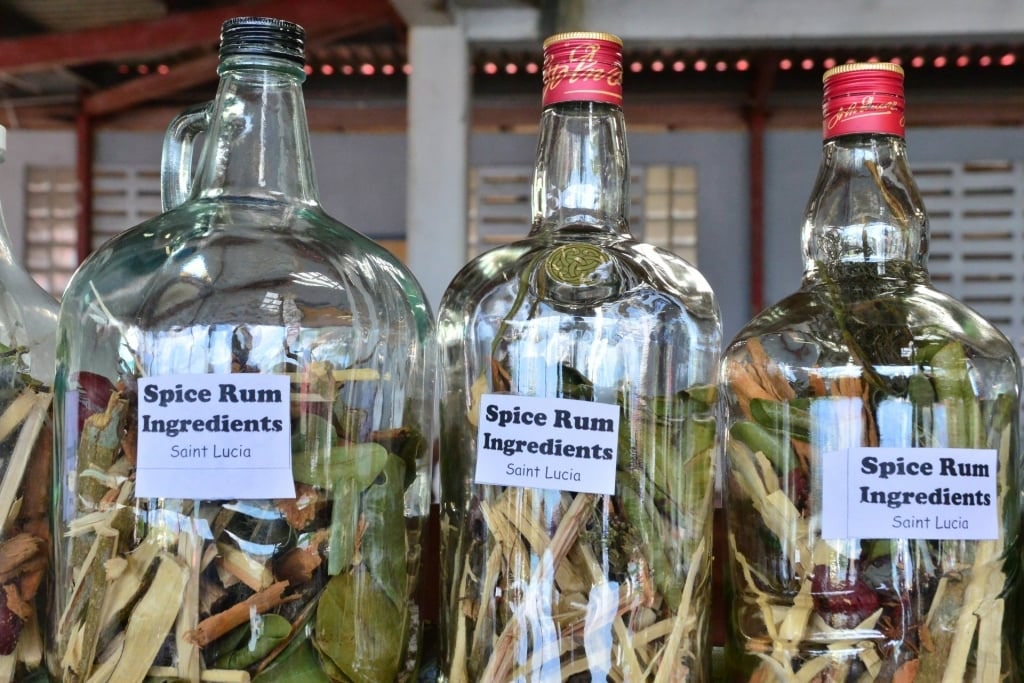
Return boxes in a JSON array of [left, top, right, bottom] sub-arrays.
[[115, 50, 1018, 78]]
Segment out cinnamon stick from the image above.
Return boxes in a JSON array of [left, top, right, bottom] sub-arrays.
[[187, 581, 293, 647]]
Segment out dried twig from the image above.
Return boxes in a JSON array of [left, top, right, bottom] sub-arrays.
[[187, 581, 294, 647], [652, 536, 706, 683], [479, 494, 595, 682], [90, 552, 189, 683], [0, 391, 49, 533]]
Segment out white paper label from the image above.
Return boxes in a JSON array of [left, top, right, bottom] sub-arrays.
[[474, 394, 619, 495], [136, 374, 295, 499], [820, 446, 998, 540]]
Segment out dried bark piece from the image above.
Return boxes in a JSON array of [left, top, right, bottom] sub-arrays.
[[175, 531, 201, 682], [652, 537, 707, 683], [274, 546, 322, 586], [490, 358, 511, 393], [0, 392, 37, 444], [96, 552, 190, 683], [941, 543, 999, 683], [61, 527, 118, 679], [216, 543, 274, 592], [918, 570, 965, 680], [120, 418, 138, 468], [0, 391, 50, 533], [274, 483, 320, 530], [727, 362, 777, 419], [187, 581, 293, 647], [17, 411, 51, 540], [2, 585, 29, 621], [75, 392, 129, 510], [746, 339, 796, 402], [16, 562, 44, 605], [0, 534, 43, 578], [17, 608, 42, 669]]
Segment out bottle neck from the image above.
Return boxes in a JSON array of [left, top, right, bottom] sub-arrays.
[[192, 56, 319, 205], [530, 100, 630, 236], [802, 133, 928, 284]]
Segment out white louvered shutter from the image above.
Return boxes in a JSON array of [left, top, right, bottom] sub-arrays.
[[916, 160, 1024, 355], [25, 166, 78, 298], [468, 165, 645, 259], [92, 166, 162, 250]]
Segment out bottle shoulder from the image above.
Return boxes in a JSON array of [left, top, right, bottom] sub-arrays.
[[726, 281, 1019, 368], [0, 262, 59, 382], [438, 234, 720, 330], [64, 199, 433, 333], [440, 235, 720, 307]]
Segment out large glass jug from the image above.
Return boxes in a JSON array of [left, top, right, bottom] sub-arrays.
[[49, 17, 434, 683]]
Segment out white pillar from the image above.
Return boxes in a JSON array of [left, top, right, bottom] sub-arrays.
[[405, 21, 470, 314]]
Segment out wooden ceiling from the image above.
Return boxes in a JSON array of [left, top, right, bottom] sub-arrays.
[[0, 0, 1021, 133], [0, 0, 405, 129]]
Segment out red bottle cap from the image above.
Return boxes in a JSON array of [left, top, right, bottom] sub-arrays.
[[821, 62, 905, 139], [542, 31, 623, 108]]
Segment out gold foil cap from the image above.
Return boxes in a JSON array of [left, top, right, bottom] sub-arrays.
[[543, 31, 622, 50], [823, 61, 904, 82]]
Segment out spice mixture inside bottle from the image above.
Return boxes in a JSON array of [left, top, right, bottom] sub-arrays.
[[0, 125, 59, 682], [720, 62, 1021, 682], [437, 31, 721, 683]]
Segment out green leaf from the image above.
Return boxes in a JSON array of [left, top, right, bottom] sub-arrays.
[[729, 419, 795, 473], [930, 341, 982, 447], [393, 427, 425, 489], [328, 475, 359, 576], [204, 620, 250, 668], [557, 362, 594, 400], [252, 639, 332, 683], [361, 453, 409, 607], [214, 613, 291, 669], [617, 471, 681, 608], [907, 373, 936, 406], [749, 398, 811, 441], [930, 341, 974, 402], [627, 392, 715, 508], [682, 416, 716, 462], [292, 440, 389, 491], [293, 412, 333, 475], [682, 383, 718, 409], [315, 568, 406, 683]]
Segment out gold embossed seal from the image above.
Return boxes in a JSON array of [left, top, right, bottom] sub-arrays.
[[544, 244, 612, 286]]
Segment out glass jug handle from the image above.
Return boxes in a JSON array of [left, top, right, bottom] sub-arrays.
[[161, 102, 211, 211]]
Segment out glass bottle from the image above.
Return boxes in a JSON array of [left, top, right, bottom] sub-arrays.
[[49, 17, 434, 683], [437, 32, 721, 682], [0, 126, 59, 682], [720, 63, 1021, 681]]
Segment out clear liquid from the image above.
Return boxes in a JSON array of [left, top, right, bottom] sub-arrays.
[[438, 230, 721, 682], [52, 201, 434, 681], [721, 276, 1021, 682]]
